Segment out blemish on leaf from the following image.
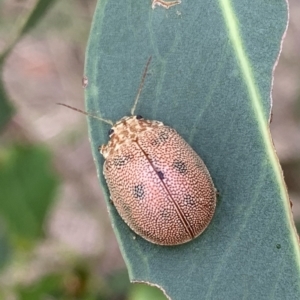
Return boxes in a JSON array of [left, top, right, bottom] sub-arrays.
[[82, 76, 88, 88], [152, 0, 181, 10]]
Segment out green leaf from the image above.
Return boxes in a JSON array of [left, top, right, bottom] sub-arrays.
[[0, 145, 59, 242], [0, 77, 14, 131], [0, 221, 11, 270], [85, 1, 300, 299], [19, 0, 58, 37], [16, 274, 63, 300], [0, 0, 57, 61]]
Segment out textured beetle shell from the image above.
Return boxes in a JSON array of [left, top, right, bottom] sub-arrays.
[[100, 116, 216, 246]]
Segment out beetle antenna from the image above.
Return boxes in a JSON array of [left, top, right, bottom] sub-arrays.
[[57, 103, 114, 126], [130, 56, 152, 116]]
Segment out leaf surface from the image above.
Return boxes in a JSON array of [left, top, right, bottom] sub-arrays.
[[85, 1, 300, 299]]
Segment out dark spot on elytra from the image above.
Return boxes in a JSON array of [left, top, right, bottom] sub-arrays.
[[173, 159, 188, 174], [113, 155, 132, 169], [122, 202, 132, 215], [159, 131, 169, 142], [149, 130, 169, 147], [157, 171, 164, 180], [150, 138, 160, 147], [160, 209, 171, 219], [183, 194, 196, 206], [136, 115, 143, 120], [133, 184, 145, 199]]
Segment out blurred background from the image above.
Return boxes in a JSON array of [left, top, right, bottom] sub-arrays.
[[0, 0, 299, 299]]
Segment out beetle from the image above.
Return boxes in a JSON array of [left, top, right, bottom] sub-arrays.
[[58, 57, 216, 246]]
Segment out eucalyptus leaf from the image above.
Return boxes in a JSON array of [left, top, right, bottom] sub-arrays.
[[85, 1, 300, 299]]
